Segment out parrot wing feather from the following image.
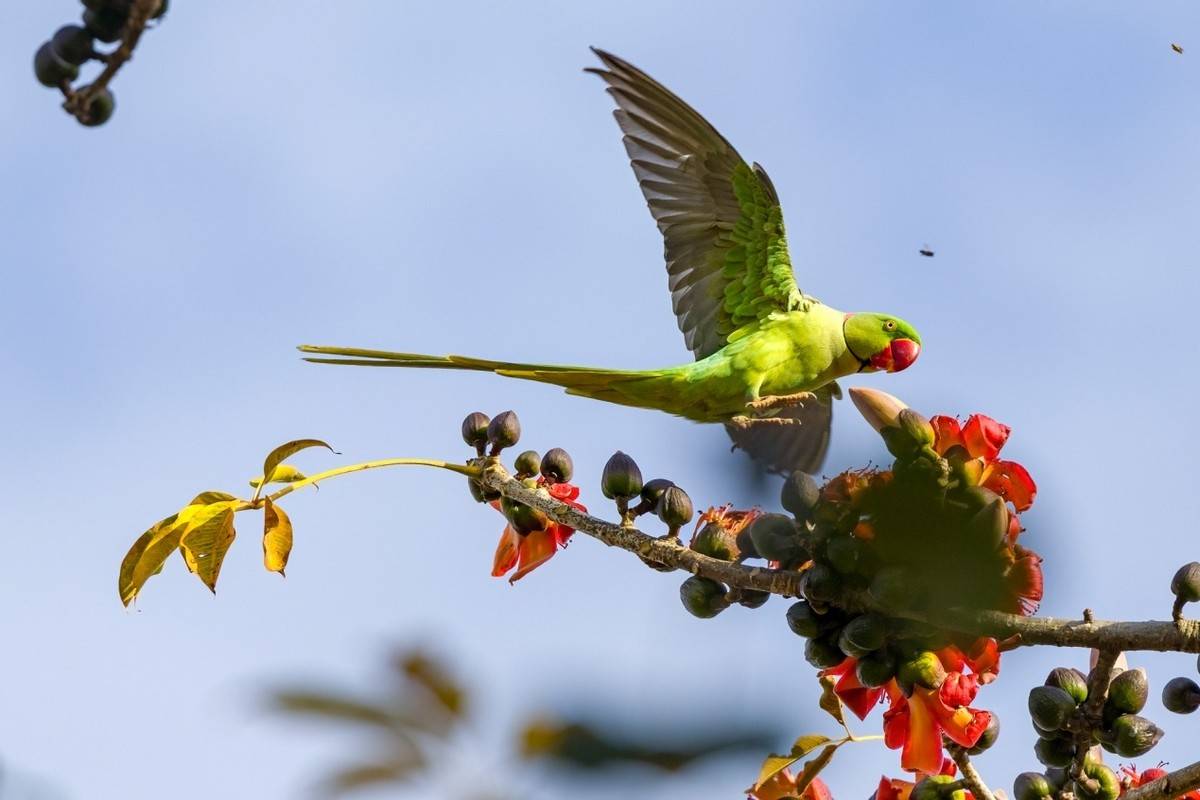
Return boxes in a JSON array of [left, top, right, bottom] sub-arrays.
[[723, 382, 839, 475], [588, 48, 806, 360]]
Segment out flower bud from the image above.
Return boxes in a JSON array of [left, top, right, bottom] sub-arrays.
[[678, 576, 729, 619], [1028, 686, 1077, 732], [1105, 667, 1148, 715], [461, 411, 490, 449], [837, 613, 887, 658], [1172, 562, 1200, 602], [825, 535, 863, 576], [640, 477, 676, 505], [539, 448, 573, 483], [1033, 736, 1075, 768], [800, 563, 839, 605], [897, 651, 946, 695], [849, 387, 908, 433], [601, 451, 642, 500], [748, 513, 803, 563], [804, 635, 846, 669], [1103, 714, 1163, 758], [1045, 667, 1089, 705], [737, 589, 770, 609], [1163, 676, 1200, 714], [1073, 762, 1120, 800], [870, 566, 913, 609], [968, 712, 1000, 755], [500, 495, 548, 536], [785, 600, 822, 638], [52, 25, 94, 65], [513, 449, 541, 477], [486, 410, 521, 451], [899, 408, 936, 448], [964, 488, 1009, 551], [34, 42, 80, 87], [656, 485, 694, 531], [1013, 772, 1054, 800], [466, 477, 499, 503], [912, 775, 966, 800], [856, 650, 898, 688], [781, 471, 820, 517]]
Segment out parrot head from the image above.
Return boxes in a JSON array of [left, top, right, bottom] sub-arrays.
[[844, 313, 922, 373]]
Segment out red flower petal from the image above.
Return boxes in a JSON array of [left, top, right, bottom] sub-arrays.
[[965, 638, 1001, 682], [547, 482, 581, 503], [939, 672, 980, 708], [832, 659, 886, 720], [930, 416, 964, 455], [983, 459, 1037, 512], [509, 528, 558, 583], [931, 697, 992, 749], [803, 777, 834, 800], [882, 696, 910, 751], [875, 777, 914, 800], [1006, 547, 1044, 615], [900, 689, 945, 774], [961, 415, 1011, 460], [491, 526, 521, 577]]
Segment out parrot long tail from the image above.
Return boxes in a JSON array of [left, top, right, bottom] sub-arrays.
[[298, 345, 687, 413]]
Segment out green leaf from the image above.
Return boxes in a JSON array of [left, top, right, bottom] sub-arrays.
[[753, 734, 833, 791], [178, 501, 238, 593], [261, 439, 336, 488], [249, 464, 308, 489], [263, 497, 293, 576]]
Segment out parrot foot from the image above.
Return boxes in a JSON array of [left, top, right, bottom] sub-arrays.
[[745, 391, 818, 413], [728, 415, 801, 430]]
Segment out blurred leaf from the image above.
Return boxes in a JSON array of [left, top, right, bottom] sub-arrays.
[[270, 690, 400, 729], [263, 497, 293, 576], [817, 675, 846, 728], [249, 464, 309, 489], [399, 651, 465, 717], [261, 439, 336, 488], [753, 735, 831, 791], [178, 501, 238, 593], [317, 754, 426, 797]]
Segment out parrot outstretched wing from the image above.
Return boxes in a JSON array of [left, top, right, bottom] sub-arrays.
[[589, 49, 832, 473]]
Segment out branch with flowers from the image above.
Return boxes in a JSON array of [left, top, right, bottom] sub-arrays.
[[118, 389, 1200, 800]]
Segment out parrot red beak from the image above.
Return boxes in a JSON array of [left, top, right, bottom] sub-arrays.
[[870, 339, 921, 373]]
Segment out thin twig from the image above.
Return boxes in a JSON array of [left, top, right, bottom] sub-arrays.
[[946, 744, 996, 800]]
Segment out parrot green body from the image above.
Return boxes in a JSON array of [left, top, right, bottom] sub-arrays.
[[300, 49, 923, 473]]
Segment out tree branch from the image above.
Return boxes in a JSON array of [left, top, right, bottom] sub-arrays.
[[477, 464, 1200, 653], [1122, 761, 1200, 800], [946, 744, 996, 800]]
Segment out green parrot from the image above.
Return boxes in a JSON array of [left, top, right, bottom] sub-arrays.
[[300, 49, 921, 474]]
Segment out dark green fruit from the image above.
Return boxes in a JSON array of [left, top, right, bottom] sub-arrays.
[[1162, 676, 1200, 714], [500, 495, 548, 535], [466, 477, 499, 503], [1033, 736, 1075, 768], [1028, 686, 1077, 732], [912, 775, 965, 800], [639, 477, 675, 505], [800, 563, 839, 604], [83, 8, 128, 43], [804, 635, 846, 669], [1045, 667, 1089, 705], [1031, 717, 1061, 740], [855, 650, 898, 688], [513, 450, 540, 477], [785, 601, 822, 638], [600, 451, 642, 500], [824, 535, 862, 575], [80, 88, 115, 127], [1044, 769, 1069, 792], [34, 42, 79, 87], [656, 486, 694, 529], [747, 513, 802, 562], [486, 410, 520, 450], [539, 448, 573, 482], [968, 712, 1000, 754], [781, 471, 820, 516], [679, 576, 729, 619], [870, 566, 912, 609], [461, 412, 490, 448], [1103, 714, 1163, 758], [737, 589, 770, 609], [837, 614, 887, 658], [51, 25, 94, 65], [1013, 772, 1054, 800], [897, 651, 946, 694], [1105, 667, 1148, 715], [1073, 762, 1119, 800], [1172, 562, 1200, 602], [689, 521, 741, 561]]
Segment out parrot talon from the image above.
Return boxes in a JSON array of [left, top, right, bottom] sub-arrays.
[[746, 391, 818, 413]]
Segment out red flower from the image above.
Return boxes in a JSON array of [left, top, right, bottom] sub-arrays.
[[490, 479, 586, 583], [929, 414, 1037, 513], [1119, 766, 1199, 800], [822, 658, 886, 720]]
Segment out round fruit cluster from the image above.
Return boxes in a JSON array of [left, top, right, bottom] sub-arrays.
[[32, 0, 168, 126], [1020, 665, 1163, 800]]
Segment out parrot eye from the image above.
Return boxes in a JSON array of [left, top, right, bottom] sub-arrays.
[[884, 320, 896, 331]]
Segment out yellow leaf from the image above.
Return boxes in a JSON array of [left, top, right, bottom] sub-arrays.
[[178, 501, 238, 593], [793, 744, 839, 796], [818, 674, 847, 727], [263, 497, 293, 576], [752, 735, 833, 791], [249, 464, 308, 489], [261, 439, 336, 488], [119, 513, 179, 606], [189, 490, 238, 506]]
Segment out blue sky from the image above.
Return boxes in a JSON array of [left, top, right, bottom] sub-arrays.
[[3, 2, 1200, 798]]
